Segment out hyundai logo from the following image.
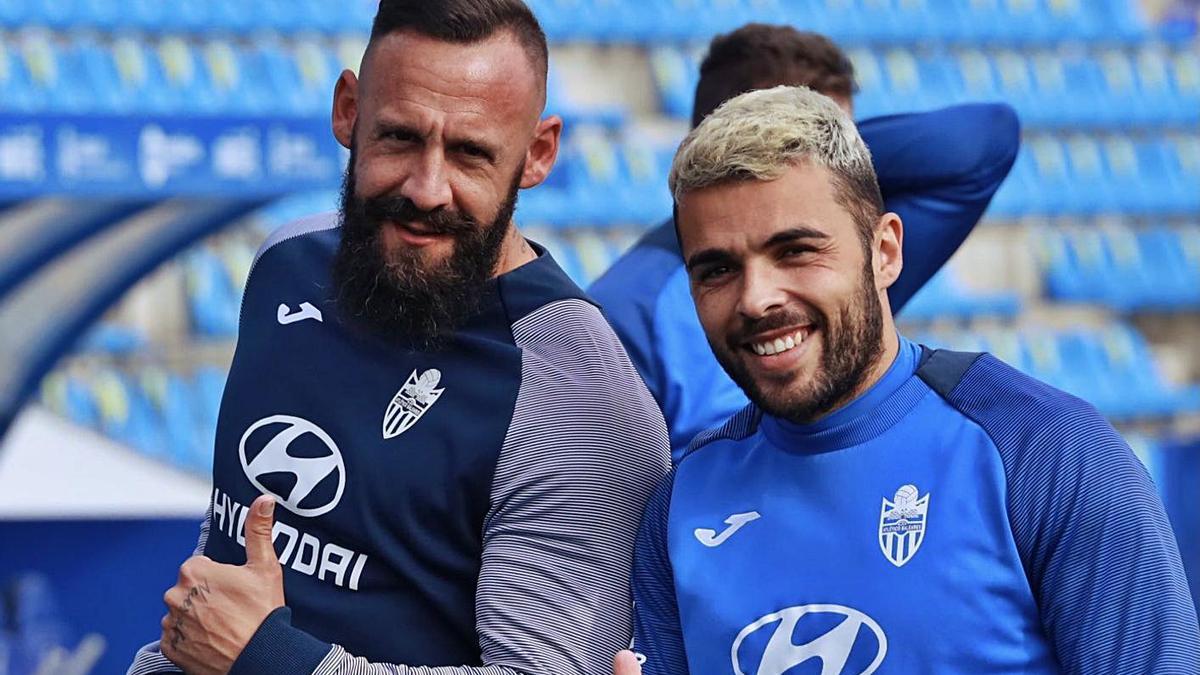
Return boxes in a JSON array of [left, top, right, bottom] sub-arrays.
[[732, 603, 887, 675], [238, 415, 346, 518]]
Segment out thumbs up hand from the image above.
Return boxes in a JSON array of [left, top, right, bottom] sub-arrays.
[[161, 495, 285, 675]]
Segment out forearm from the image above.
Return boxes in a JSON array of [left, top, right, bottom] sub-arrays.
[[232, 608, 527, 675], [860, 102, 1020, 197]]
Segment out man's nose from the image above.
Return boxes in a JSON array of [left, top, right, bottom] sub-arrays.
[[735, 263, 787, 320], [399, 149, 453, 213]]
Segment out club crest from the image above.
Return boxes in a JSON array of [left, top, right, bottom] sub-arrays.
[[383, 369, 445, 439], [878, 484, 929, 568]]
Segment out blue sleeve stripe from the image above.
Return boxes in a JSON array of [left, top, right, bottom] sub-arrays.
[[945, 355, 1200, 673]]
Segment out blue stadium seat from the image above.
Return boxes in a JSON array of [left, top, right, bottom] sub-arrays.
[[109, 37, 178, 115], [848, 48, 889, 119], [562, 129, 628, 225], [1022, 136, 1074, 214], [987, 141, 1034, 216], [0, 35, 38, 113], [40, 371, 101, 430], [990, 50, 1040, 125], [77, 323, 146, 355], [899, 268, 1021, 321], [290, 39, 339, 116], [185, 247, 240, 338], [914, 52, 967, 109], [1092, 0, 1151, 43], [1063, 135, 1116, 214], [15, 32, 90, 113], [71, 37, 129, 114], [617, 138, 673, 224], [153, 36, 221, 115], [1165, 136, 1200, 212], [0, 0, 29, 28], [75, 0, 122, 31], [649, 47, 696, 120], [91, 369, 164, 457], [192, 366, 225, 470], [1169, 49, 1200, 125], [142, 368, 208, 473], [159, 0, 213, 33], [1023, 51, 1110, 127]]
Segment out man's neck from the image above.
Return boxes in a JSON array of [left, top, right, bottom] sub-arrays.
[[492, 223, 538, 277]]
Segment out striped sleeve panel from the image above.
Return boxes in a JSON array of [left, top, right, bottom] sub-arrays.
[[631, 471, 688, 675], [126, 504, 214, 675], [310, 298, 671, 675], [946, 354, 1200, 674]]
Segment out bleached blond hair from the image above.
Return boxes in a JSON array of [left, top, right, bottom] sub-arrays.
[[669, 85, 883, 239]]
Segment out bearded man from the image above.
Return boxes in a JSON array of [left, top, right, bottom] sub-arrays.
[[127, 2, 669, 674], [616, 86, 1198, 675]]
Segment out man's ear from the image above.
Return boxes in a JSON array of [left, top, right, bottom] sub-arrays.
[[332, 69, 359, 150], [874, 212, 904, 291], [519, 115, 563, 189]]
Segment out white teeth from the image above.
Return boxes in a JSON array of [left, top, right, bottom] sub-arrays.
[[750, 330, 808, 357]]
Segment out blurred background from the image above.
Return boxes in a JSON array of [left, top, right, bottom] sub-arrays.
[[0, 0, 1196, 672]]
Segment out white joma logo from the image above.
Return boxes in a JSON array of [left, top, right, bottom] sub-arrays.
[[695, 511, 761, 547], [277, 302, 323, 325]]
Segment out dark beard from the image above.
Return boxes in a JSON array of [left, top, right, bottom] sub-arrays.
[[713, 255, 885, 424], [331, 152, 521, 350]]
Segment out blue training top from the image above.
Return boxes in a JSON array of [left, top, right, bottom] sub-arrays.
[[631, 336, 1200, 674], [590, 103, 1021, 459]]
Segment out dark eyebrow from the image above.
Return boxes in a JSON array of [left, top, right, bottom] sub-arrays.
[[373, 120, 499, 164], [685, 225, 830, 271], [764, 226, 830, 248], [447, 136, 499, 164], [375, 120, 422, 140], [685, 248, 734, 272]]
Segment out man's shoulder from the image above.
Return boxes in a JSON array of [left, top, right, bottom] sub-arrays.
[[930, 350, 1105, 433], [927, 350, 1122, 476], [589, 220, 684, 313], [678, 404, 763, 464], [252, 211, 341, 269], [511, 297, 637, 382]]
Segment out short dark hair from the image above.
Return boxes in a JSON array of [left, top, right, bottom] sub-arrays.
[[369, 0, 548, 86], [691, 24, 857, 128]]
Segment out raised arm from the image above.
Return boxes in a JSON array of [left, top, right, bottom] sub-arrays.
[[858, 102, 1020, 310]]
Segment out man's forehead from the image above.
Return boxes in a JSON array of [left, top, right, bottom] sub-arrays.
[[677, 168, 845, 252], [362, 30, 542, 112]]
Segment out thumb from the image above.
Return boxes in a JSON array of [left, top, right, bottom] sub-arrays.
[[614, 650, 643, 675], [245, 495, 279, 567]]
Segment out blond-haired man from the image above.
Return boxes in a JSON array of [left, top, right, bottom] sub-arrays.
[[615, 86, 1198, 675]]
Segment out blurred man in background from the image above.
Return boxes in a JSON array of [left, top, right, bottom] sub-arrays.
[[618, 85, 1199, 675], [129, 1, 669, 674], [590, 24, 1020, 459]]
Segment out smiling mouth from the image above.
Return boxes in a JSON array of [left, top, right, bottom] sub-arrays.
[[745, 327, 812, 356]]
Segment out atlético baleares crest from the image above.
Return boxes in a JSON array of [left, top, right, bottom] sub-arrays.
[[383, 369, 445, 439], [878, 484, 930, 568]]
